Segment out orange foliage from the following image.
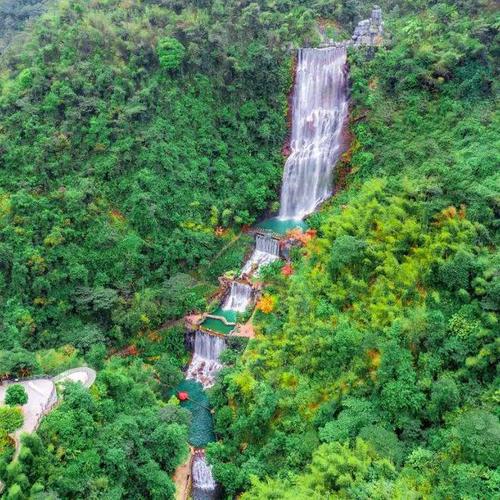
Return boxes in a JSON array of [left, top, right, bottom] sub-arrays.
[[367, 349, 381, 368], [117, 345, 138, 357], [147, 330, 162, 342], [109, 209, 125, 223], [367, 349, 381, 381], [285, 228, 317, 245], [416, 284, 427, 298], [442, 206, 457, 219], [256, 295, 275, 314], [281, 263, 293, 276]]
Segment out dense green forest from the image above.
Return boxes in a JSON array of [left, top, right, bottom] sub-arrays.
[[0, 0, 321, 367], [0, 0, 498, 498], [207, 1, 500, 498]]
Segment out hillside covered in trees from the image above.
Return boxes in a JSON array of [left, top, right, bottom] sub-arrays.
[[0, 0, 498, 498], [208, 1, 499, 498]]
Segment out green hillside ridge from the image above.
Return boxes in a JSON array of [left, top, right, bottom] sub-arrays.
[[207, 2, 499, 498], [0, 0, 321, 362], [0, 0, 498, 498]]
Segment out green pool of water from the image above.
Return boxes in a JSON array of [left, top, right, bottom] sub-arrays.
[[201, 316, 234, 335], [211, 306, 237, 324], [176, 379, 215, 447], [256, 217, 307, 235]]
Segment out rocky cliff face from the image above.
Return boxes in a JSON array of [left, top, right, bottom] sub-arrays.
[[318, 5, 384, 49], [351, 5, 384, 47]]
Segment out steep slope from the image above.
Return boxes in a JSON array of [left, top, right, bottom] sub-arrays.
[[0, 0, 51, 54], [208, 2, 499, 497], [0, 0, 322, 359]]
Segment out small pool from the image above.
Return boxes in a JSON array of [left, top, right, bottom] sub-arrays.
[[176, 379, 215, 447], [201, 317, 234, 335], [210, 307, 237, 324], [256, 217, 307, 235]]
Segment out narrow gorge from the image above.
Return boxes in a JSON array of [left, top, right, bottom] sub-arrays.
[[178, 43, 350, 499]]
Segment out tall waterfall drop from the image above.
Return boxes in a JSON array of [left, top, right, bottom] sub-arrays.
[[192, 452, 217, 494], [222, 282, 253, 312], [186, 331, 226, 389], [241, 233, 280, 276], [279, 46, 348, 220], [184, 45, 349, 500]]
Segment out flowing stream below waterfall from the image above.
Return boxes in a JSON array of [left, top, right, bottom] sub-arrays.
[[177, 44, 348, 499]]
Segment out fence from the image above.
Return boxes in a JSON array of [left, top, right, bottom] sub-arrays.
[[31, 384, 58, 431]]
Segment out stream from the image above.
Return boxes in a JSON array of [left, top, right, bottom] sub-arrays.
[[178, 45, 348, 499]]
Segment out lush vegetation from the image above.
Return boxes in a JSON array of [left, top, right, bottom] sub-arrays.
[[0, 0, 323, 364], [5, 385, 28, 407], [0, 0, 51, 54], [0, 0, 498, 498], [207, 1, 499, 497], [3, 359, 190, 498]]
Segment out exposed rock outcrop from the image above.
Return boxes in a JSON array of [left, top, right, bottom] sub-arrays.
[[318, 5, 384, 49], [352, 5, 384, 47]]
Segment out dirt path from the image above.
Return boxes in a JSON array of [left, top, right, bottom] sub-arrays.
[[233, 321, 255, 338], [173, 447, 193, 500]]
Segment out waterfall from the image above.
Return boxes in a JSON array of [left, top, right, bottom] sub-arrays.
[[192, 451, 217, 499], [185, 45, 349, 499], [222, 282, 253, 312], [186, 331, 226, 389], [279, 46, 348, 220], [241, 233, 280, 276]]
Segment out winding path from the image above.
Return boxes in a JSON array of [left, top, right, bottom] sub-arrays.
[[53, 367, 96, 388], [0, 367, 96, 459]]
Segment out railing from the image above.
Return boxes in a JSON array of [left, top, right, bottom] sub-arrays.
[[31, 385, 58, 430]]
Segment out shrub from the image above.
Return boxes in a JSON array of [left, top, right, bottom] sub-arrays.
[[5, 385, 28, 406], [157, 37, 185, 71], [0, 407, 23, 433]]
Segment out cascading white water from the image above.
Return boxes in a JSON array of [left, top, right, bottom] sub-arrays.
[[186, 46, 348, 498], [240, 234, 280, 276], [222, 282, 253, 312], [192, 453, 217, 492], [279, 46, 348, 220], [186, 331, 226, 389]]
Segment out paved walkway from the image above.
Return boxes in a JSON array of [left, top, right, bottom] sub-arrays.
[[0, 378, 56, 458], [0, 378, 56, 435], [0, 367, 97, 458], [53, 367, 96, 388]]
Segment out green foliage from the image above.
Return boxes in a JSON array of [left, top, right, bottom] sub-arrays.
[[0, 0, 497, 497], [155, 354, 183, 392], [8, 357, 189, 499], [35, 345, 81, 375], [157, 37, 185, 71], [209, 2, 499, 497], [5, 384, 28, 406], [454, 410, 500, 468], [0, 0, 317, 355], [242, 439, 396, 499], [0, 406, 23, 433]]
